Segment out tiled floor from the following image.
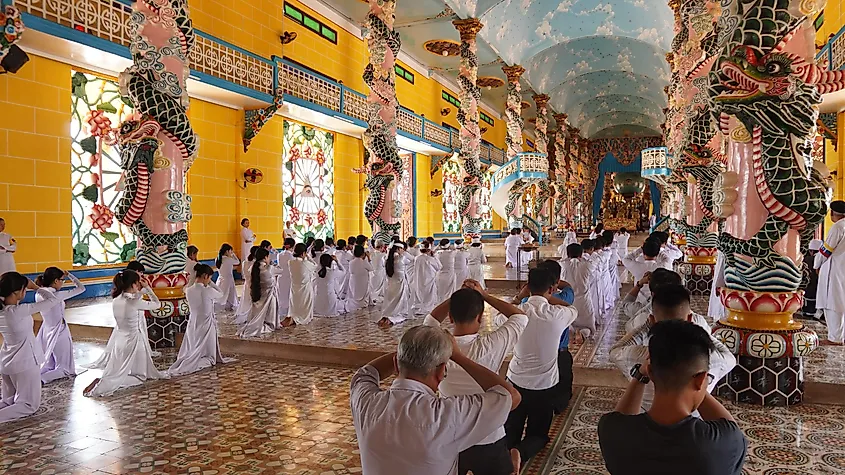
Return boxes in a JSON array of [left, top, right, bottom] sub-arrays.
[[3, 343, 844, 475], [547, 386, 845, 475]]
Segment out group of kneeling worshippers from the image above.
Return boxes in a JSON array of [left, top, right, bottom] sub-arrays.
[[349, 259, 747, 475]]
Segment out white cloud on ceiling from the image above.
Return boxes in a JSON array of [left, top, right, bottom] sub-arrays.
[[636, 27, 660, 44], [537, 20, 553, 38], [617, 47, 633, 72]]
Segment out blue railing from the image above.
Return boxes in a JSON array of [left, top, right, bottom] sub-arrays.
[[817, 23, 845, 71], [490, 152, 549, 194]]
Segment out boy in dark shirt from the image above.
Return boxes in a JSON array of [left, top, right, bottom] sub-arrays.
[[598, 320, 747, 475]]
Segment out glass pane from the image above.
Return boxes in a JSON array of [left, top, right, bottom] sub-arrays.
[[285, 4, 303, 22], [322, 27, 337, 42], [282, 121, 335, 242], [304, 16, 320, 32], [70, 71, 136, 266]]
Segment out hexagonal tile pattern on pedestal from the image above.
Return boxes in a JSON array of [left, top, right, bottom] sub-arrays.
[[679, 262, 714, 295], [716, 355, 803, 407]]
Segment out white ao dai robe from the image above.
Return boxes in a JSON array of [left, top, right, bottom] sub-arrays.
[[453, 249, 470, 292], [314, 261, 349, 316], [561, 257, 598, 336], [348, 258, 374, 310], [380, 254, 412, 324], [239, 262, 284, 337], [85, 289, 168, 396], [504, 235, 522, 268], [435, 249, 456, 302], [35, 274, 86, 383], [275, 251, 294, 319], [168, 282, 233, 376], [233, 261, 254, 325], [414, 253, 442, 315], [215, 255, 240, 311], [288, 258, 319, 325], [817, 219, 845, 343], [240, 227, 255, 263], [467, 247, 487, 289], [0, 232, 16, 276], [369, 250, 386, 304], [336, 249, 354, 298]]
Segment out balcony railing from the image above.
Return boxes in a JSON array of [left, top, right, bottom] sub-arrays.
[[491, 152, 549, 191], [817, 23, 845, 72]]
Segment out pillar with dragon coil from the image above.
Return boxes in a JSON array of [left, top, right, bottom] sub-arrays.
[[532, 94, 551, 226], [693, 0, 845, 405], [361, 0, 403, 244], [502, 65, 526, 229], [110, 0, 198, 348], [452, 18, 485, 239], [552, 113, 569, 231]]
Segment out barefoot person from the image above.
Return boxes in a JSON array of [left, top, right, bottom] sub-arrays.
[[85, 271, 168, 396], [424, 281, 528, 475], [0, 272, 59, 422], [35, 267, 86, 383]]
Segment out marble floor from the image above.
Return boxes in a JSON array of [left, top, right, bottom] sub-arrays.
[[2, 342, 844, 475]]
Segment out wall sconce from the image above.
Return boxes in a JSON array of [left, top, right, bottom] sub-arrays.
[[280, 31, 297, 45], [480, 127, 488, 134], [237, 168, 264, 189], [430, 189, 443, 197], [440, 108, 451, 116]]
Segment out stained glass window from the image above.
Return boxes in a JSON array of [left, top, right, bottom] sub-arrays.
[[282, 121, 335, 242], [397, 151, 415, 238], [442, 158, 493, 232], [70, 71, 136, 267], [441, 158, 462, 233]]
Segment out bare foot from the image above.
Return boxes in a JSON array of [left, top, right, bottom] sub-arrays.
[[281, 317, 296, 328], [377, 318, 393, 329], [510, 448, 521, 475], [83, 378, 101, 395], [821, 340, 844, 346], [506, 263, 513, 269], [574, 332, 583, 345]]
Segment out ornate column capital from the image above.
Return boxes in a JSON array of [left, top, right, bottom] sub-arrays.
[[502, 65, 526, 83], [554, 113, 568, 124], [452, 18, 484, 42], [532, 94, 550, 110]]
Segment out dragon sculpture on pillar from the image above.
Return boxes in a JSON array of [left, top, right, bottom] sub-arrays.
[[708, 0, 844, 291], [112, 0, 198, 346], [532, 94, 551, 225], [502, 65, 526, 228], [361, 0, 403, 244], [453, 18, 485, 238], [552, 113, 569, 227]]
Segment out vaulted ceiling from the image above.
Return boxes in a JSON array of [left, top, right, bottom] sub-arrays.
[[321, 0, 673, 139]]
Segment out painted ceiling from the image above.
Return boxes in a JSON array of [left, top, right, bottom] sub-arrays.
[[322, 0, 672, 140]]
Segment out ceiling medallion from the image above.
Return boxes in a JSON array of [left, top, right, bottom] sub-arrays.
[[521, 101, 531, 110], [423, 40, 461, 57], [477, 76, 505, 89]]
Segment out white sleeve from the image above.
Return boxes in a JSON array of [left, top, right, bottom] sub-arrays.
[[707, 335, 737, 386], [57, 274, 86, 300], [138, 288, 162, 310], [5, 237, 16, 252], [609, 324, 650, 377]]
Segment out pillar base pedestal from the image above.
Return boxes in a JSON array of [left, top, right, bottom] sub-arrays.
[[678, 261, 715, 295], [711, 287, 818, 406], [143, 274, 190, 349]]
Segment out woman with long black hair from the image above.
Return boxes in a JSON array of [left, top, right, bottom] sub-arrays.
[[282, 243, 318, 327], [214, 243, 240, 311], [85, 271, 167, 397], [233, 246, 260, 325], [314, 253, 348, 316], [239, 248, 283, 337], [0, 272, 58, 421], [35, 267, 86, 383], [377, 241, 412, 328], [168, 264, 234, 376]]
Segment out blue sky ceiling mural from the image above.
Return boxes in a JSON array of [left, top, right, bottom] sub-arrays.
[[327, 0, 674, 138]]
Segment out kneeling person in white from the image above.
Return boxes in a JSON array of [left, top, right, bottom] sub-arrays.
[[0, 272, 59, 421], [505, 268, 578, 462], [350, 325, 522, 475], [168, 264, 234, 376], [35, 267, 86, 384], [423, 280, 528, 475]]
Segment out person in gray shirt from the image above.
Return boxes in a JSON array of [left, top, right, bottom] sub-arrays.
[[598, 320, 747, 475]]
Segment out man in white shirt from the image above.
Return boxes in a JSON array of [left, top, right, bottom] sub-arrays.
[[650, 231, 683, 266], [621, 240, 664, 302], [620, 268, 683, 333], [240, 218, 256, 264], [283, 221, 295, 240], [424, 281, 528, 475], [504, 228, 523, 268], [505, 268, 578, 462], [350, 325, 521, 475], [817, 200, 845, 345], [609, 285, 736, 412]]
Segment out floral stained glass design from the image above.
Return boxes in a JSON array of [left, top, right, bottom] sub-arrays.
[[397, 152, 415, 239], [70, 71, 136, 266], [282, 121, 335, 242], [442, 158, 492, 233]]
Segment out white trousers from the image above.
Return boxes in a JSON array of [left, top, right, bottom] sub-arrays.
[[825, 309, 845, 344], [0, 366, 41, 422]]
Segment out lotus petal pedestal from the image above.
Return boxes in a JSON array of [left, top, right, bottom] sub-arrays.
[[144, 273, 190, 349], [712, 287, 818, 406], [678, 247, 717, 295]]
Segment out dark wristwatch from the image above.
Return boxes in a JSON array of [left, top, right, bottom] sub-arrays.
[[630, 363, 650, 384]]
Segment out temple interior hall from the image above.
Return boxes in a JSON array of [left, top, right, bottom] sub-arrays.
[[1, 0, 845, 473]]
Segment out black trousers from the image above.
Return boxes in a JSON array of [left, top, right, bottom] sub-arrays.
[[458, 436, 514, 475], [554, 349, 573, 412], [504, 382, 557, 462]]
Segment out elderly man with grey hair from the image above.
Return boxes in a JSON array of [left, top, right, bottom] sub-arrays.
[[350, 323, 521, 475]]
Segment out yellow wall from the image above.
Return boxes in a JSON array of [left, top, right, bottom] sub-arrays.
[[816, 6, 844, 232], [0, 56, 74, 274]]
